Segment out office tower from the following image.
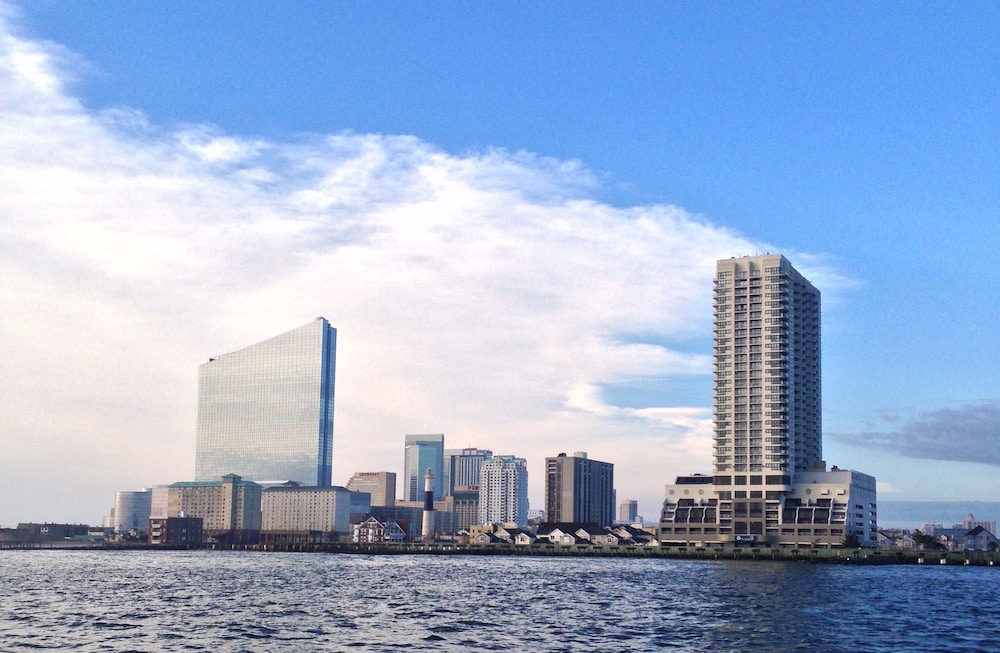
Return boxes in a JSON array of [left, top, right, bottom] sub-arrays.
[[403, 434, 444, 501], [112, 489, 152, 535], [446, 448, 492, 530], [479, 455, 529, 527], [619, 499, 638, 524], [345, 472, 396, 507], [544, 452, 615, 526], [659, 254, 876, 547], [195, 317, 336, 486]]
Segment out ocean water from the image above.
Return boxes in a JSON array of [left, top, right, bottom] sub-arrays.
[[1, 550, 997, 652]]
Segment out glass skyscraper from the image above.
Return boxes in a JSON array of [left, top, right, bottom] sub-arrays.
[[195, 317, 336, 485], [403, 434, 444, 501]]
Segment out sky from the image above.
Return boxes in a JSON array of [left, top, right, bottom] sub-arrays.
[[1, 2, 998, 529]]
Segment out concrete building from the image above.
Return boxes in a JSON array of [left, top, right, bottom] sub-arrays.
[[403, 434, 444, 501], [149, 485, 170, 519], [446, 448, 492, 530], [658, 255, 877, 547], [261, 484, 354, 535], [149, 516, 202, 546], [619, 499, 638, 524], [544, 452, 615, 526], [195, 317, 336, 486], [168, 473, 262, 542], [345, 472, 396, 507], [112, 489, 152, 536], [479, 455, 529, 527]]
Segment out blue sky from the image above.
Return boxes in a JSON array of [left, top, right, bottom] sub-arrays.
[[1, 2, 997, 528]]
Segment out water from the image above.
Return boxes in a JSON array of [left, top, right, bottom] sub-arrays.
[[1, 550, 997, 652]]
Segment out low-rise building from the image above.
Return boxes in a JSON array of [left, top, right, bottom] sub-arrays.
[[261, 484, 353, 536], [168, 473, 262, 543], [149, 516, 203, 545]]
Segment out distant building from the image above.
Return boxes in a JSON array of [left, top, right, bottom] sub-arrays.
[[149, 485, 170, 519], [149, 516, 202, 546], [403, 434, 444, 501], [658, 255, 877, 547], [195, 317, 337, 486], [479, 455, 529, 527], [345, 472, 396, 507], [112, 489, 152, 536], [619, 499, 638, 524], [545, 452, 615, 527], [956, 514, 996, 537], [168, 473, 262, 542], [446, 448, 492, 530], [261, 485, 354, 535]]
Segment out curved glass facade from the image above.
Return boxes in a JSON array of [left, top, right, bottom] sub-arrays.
[[194, 318, 336, 485]]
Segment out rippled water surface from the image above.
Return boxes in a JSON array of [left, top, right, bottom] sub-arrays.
[[1, 550, 998, 651]]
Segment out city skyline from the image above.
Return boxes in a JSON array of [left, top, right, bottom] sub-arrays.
[[1, 4, 998, 528]]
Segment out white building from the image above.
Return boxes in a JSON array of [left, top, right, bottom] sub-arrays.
[[479, 455, 528, 527], [168, 473, 262, 536], [261, 485, 353, 534], [659, 255, 877, 547]]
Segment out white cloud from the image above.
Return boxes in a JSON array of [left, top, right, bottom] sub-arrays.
[[0, 12, 765, 526]]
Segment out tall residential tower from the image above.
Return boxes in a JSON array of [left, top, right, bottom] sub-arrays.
[[195, 317, 336, 485], [659, 255, 877, 547]]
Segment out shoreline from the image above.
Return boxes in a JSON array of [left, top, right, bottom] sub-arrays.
[[4, 540, 998, 566]]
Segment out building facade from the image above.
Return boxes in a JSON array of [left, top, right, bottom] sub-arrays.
[[446, 448, 492, 531], [195, 317, 336, 486], [167, 473, 262, 539], [112, 489, 152, 536], [619, 499, 638, 524], [149, 516, 203, 545], [261, 485, 353, 535], [544, 452, 615, 526], [403, 434, 444, 501], [658, 255, 877, 547], [345, 472, 396, 507], [479, 455, 529, 527]]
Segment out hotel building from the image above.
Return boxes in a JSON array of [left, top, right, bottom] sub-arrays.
[[544, 452, 615, 526], [194, 317, 336, 486], [658, 255, 877, 547]]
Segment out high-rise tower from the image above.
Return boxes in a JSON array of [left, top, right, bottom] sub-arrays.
[[194, 317, 336, 485], [713, 254, 823, 479], [403, 434, 444, 501], [544, 452, 615, 526], [658, 255, 877, 547]]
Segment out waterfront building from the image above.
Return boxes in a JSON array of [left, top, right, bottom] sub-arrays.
[[544, 452, 615, 526], [618, 499, 638, 524], [345, 472, 396, 507], [112, 489, 152, 536], [403, 434, 444, 501], [658, 254, 877, 547], [261, 484, 354, 535], [479, 455, 529, 527], [148, 516, 202, 545], [353, 516, 407, 543], [195, 317, 336, 486], [167, 473, 262, 542]]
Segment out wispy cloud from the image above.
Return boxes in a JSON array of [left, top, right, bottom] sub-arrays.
[[832, 402, 1000, 467], [0, 10, 769, 524]]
